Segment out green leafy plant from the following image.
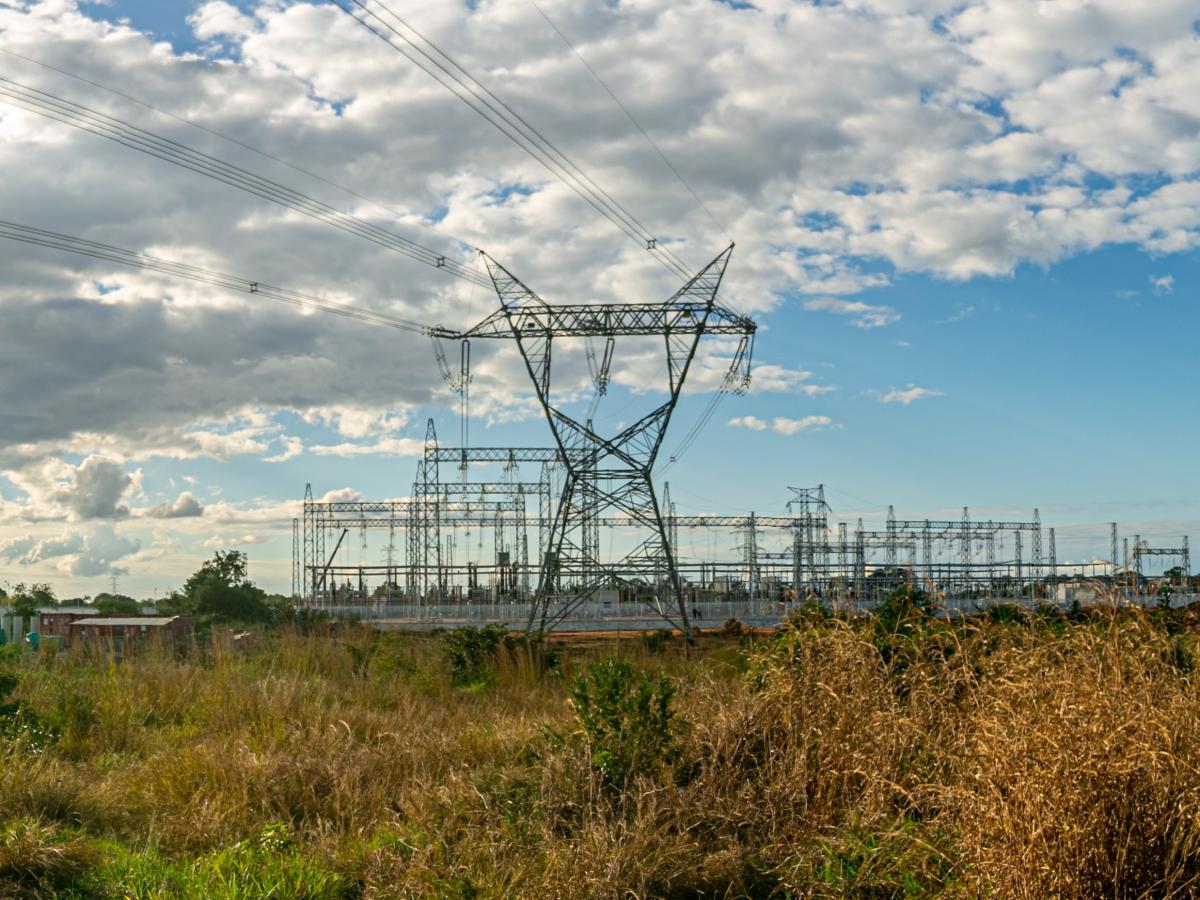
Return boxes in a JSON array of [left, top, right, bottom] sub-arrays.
[[102, 825, 355, 900], [568, 657, 679, 789], [875, 585, 934, 635], [641, 628, 672, 655], [441, 624, 508, 687], [984, 602, 1027, 625], [253, 821, 294, 853], [0, 674, 56, 754], [1157, 581, 1175, 610], [505, 631, 561, 676], [7, 583, 56, 635], [813, 821, 959, 898]]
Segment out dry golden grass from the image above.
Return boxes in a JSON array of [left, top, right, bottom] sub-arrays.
[[0, 605, 1196, 897]]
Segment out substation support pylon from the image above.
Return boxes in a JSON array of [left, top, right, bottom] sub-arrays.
[[433, 244, 754, 635]]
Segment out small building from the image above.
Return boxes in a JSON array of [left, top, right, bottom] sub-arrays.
[[36, 608, 95, 643], [0, 607, 95, 646], [66, 616, 190, 654]]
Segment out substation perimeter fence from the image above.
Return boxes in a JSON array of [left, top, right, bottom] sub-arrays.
[[308, 590, 1200, 634], [315, 598, 791, 632]]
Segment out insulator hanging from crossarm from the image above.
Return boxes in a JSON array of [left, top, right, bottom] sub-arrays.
[[459, 339, 472, 390], [585, 337, 599, 384], [432, 335, 456, 390], [431, 335, 471, 394], [725, 331, 755, 395], [597, 336, 615, 395]]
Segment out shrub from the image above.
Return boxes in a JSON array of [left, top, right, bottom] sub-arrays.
[[641, 628, 672, 655], [0, 674, 56, 754], [984, 602, 1027, 625], [874, 585, 934, 635], [568, 657, 679, 789], [504, 631, 561, 676], [441, 624, 508, 687]]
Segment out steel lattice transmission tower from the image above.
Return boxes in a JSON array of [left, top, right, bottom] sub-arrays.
[[432, 245, 754, 634]]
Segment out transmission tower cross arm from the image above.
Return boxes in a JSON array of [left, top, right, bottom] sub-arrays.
[[451, 301, 754, 337], [429, 245, 754, 341]]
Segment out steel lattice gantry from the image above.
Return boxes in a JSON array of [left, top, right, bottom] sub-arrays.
[[431, 244, 755, 634], [1132, 536, 1191, 585]]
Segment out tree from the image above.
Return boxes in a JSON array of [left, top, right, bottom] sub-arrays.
[[27, 584, 56, 609], [92, 593, 140, 616], [176, 550, 269, 624], [8, 593, 38, 632], [187, 550, 249, 589], [7, 583, 56, 634]]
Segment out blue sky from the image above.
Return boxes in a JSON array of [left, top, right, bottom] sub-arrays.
[[84, 0, 248, 49], [1, 0, 1198, 595]]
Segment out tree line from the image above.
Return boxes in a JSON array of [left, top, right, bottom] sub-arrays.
[[1, 550, 320, 634]]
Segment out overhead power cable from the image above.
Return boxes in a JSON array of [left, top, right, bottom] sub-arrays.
[[0, 45, 436, 243], [0, 74, 491, 289], [329, 0, 697, 281], [526, 0, 732, 243], [656, 387, 730, 476], [0, 220, 433, 333]]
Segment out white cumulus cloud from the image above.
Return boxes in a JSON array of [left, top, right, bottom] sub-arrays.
[[728, 415, 832, 435], [877, 385, 945, 406], [145, 492, 204, 519], [804, 298, 901, 329], [1150, 274, 1175, 296]]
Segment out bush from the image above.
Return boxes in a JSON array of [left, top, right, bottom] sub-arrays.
[[568, 657, 680, 789], [0, 674, 56, 754], [641, 628, 672, 655], [505, 631, 561, 676], [984, 602, 1027, 625], [874, 585, 934, 635], [274, 603, 333, 632], [441, 624, 508, 687]]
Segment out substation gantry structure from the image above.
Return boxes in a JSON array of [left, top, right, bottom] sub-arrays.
[[1131, 535, 1191, 586], [430, 245, 755, 634], [710, 494, 1052, 605], [296, 419, 560, 607]]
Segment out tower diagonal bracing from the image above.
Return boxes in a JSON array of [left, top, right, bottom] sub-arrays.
[[431, 244, 754, 634]]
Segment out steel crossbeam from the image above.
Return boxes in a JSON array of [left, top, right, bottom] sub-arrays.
[[429, 244, 754, 635]]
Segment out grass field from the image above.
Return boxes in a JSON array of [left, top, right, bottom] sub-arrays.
[[0, 594, 1197, 898]]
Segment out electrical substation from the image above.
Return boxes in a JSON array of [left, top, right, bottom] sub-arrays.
[[290, 250, 1194, 632], [294, 432, 1195, 631]]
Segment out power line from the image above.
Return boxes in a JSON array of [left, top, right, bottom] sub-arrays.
[[0, 74, 491, 289], [526, 0, 731, 243], [656, 387, 731, 475], [331, 0, 674, 267], [0, 45, 442, 244], [330, 0, 698, 280], [0, 220, 433, 334]]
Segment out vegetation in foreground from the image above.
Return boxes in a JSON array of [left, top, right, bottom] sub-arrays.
[[0, 590, 1196, 897]]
